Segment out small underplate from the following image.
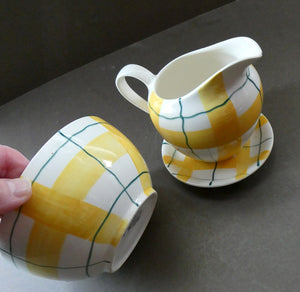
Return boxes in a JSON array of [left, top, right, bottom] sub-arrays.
[[161, 114, 274, 187]]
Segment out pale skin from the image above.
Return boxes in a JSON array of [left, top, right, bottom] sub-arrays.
[[0, 146, 32, 214]]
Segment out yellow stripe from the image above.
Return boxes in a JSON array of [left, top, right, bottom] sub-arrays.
[[149, 73, 241, 149], [22, 183, 128, 245], [23, 182, 128, 275], [163, 114, 271, 182], [234, 140, 251, 180], [256, 113, 268, 128], [149, 92, 164, 134], [26, 222, 64, 278], [52, 131, 127, 199], [91, 116, 153, 196], [163, 155, 218, 182], [260, 83, 264, 103], [23, 127, 131, 276], [149, 73, 262, 153], [235, 147, 270, 180], [149, 92, 190, 148], [159, 127, 215, 149], [171, 147, 270, 182], [238, 88, 262, 134], [199, 73, 240, 147]]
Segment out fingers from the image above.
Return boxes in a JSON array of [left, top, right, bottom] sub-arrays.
[[0, 146, 31, 214], [0, 178, 32, 214], [0, 145, 29, 178]]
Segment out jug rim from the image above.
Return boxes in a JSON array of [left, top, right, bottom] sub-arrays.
[[152, 36, 262, 100]]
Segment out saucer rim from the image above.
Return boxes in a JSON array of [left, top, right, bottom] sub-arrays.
[[161, 113, 274, 188]]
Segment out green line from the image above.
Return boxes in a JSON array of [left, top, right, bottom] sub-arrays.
[[32, 122, 106, 184], [179, 98, 190, 151], [149, 102, 179, 120], [0, 246, 111, 270], [85, 171, 149, 277], [9, 206, 22, 267], [172, 170, 219, 187], [58, 131, 139, 207], [179, 98, 201, 159], [185, 70, 250, 120], [209, 162, 218, 186], [2, 171, 149, 274], [7, 121, 109, 268], [167, 149, 177, 168], [247, 72, 263, 105], [243, 137, 272, 149], [149, 68, 254, 120], [58, 131, 149, 277]]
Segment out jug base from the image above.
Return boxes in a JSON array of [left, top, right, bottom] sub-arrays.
[[161, 114, 273, 188]]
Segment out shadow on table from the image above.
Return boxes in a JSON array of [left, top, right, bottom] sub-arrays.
[[83, 147, 276, 289]]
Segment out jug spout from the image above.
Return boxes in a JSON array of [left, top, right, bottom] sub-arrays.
[[209, 36, 262, 80], [216, 36, 262, 64], [198, 37, 263, 94], [151, 37, 262, 100]]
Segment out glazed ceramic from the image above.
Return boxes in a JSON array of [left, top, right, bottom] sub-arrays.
[[116, 37, 264, 162], [0, 116, 157, 280], [162, 114, 274, 187]]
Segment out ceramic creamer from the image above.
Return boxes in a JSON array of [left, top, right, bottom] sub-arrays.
[[116, 37, 264, 162]]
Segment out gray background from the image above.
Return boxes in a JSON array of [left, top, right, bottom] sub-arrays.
[[0, 0, 299, 291], [0, 0, 232, 105]]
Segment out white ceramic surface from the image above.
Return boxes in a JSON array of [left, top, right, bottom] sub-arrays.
[[0, 116, 157, 280], [116, 37, 264, 162], [161, 114, 273, 187]]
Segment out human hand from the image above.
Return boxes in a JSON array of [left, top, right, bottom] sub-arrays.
[[0, 145, 32, 214]]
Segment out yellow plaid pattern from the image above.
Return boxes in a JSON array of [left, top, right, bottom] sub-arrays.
[[149, 66, 263, 161], [162, 114, 273, 187], [2, 116, 154, 279]]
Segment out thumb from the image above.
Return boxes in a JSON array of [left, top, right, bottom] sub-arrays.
[[0, 178, 32, 214]]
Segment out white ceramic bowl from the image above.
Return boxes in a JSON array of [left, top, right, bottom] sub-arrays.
[[0, 116, 157, 280]]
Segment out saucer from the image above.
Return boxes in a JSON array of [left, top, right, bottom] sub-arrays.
[[161, 114, 274, 187]]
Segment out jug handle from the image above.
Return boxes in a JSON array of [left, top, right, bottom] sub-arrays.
[[115, 64, 155, 114]]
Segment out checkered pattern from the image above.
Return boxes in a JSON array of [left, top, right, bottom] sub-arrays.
[[149, 65, 263, 161], [0, 116, 155, 280], [162, 114, 273, 187]]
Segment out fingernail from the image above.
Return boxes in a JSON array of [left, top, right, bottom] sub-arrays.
[[7, 178, 32, 198]]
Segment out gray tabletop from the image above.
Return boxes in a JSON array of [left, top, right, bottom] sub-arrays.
[[1, 0, 299, 291]]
